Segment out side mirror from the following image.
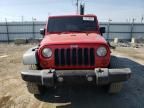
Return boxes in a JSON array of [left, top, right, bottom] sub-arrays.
[[40, 28, 45, 36], [100, 27, 106, 35]]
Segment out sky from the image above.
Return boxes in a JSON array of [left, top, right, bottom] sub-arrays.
[[0, 0, 144, 22]]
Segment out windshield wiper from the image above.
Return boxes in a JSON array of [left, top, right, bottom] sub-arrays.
[[66, 30, 85, 33]]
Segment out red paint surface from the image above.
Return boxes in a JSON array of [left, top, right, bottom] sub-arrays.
[[38, 15, 111, 69]]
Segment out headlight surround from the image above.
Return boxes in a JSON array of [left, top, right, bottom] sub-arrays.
[[42, 48, 52, 58], [96, 47, 107, 56]]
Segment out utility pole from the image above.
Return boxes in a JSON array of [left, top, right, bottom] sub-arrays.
[[76, 0, 79, 14], [21, 16, 24, 23], [5, 18, 9, 43], [107, 18, 112, 41], [32, 17, 35, 39], [141, 16, 144, 23], [130, 18, 136, 39]]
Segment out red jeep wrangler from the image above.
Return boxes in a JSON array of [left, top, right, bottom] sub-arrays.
[[21, 15, 131, 94]]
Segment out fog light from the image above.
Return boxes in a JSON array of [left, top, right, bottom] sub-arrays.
[[57, 77, 64, 82], [87, 76, 93, 82]]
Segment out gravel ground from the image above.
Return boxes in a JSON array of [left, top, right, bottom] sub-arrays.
[[0, 43, 144, 108]]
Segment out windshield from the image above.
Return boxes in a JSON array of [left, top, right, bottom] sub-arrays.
[[48, 16, 97, 33]]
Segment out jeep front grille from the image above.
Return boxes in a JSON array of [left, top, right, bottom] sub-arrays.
[[54, 48, 95, 66]]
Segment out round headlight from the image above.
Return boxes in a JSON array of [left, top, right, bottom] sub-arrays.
[[42, 48, 52, 58], [96, 47, 107, 56]]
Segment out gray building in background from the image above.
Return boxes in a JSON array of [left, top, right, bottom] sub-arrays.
[[0, 21, 144, 42]]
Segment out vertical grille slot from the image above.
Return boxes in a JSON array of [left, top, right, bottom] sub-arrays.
[[72, 48, 77, 65], [60, 49, 65, 66], [55, 49, 59, 66], [66, 48, 71, 65], [84, 48, 89, 65], [90, 48, 95, 66], [78, 48, 83, 65]]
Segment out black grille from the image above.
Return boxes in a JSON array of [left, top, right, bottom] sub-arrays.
[[54, 48, 95, 66]]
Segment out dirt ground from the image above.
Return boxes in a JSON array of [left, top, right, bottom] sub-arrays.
[[0, 43, 144, 108]]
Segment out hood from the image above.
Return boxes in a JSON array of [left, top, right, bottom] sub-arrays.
[[40, 33, 107, 46]]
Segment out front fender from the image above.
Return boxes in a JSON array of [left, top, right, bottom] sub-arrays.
[[23, 46, 38, 65]]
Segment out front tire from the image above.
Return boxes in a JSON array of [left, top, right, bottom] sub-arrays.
[[108, 82, 123, 94], [26, 82, 43, 95], [107, 56, 124, 94], [26, 65, 44, 95]]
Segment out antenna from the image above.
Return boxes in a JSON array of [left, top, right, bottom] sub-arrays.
[[80, 3, 85, 15]]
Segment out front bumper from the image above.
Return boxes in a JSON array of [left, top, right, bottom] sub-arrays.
[[21, 68, 131, 87]]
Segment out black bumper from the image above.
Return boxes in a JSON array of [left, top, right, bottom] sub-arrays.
[[21, 68, 131, 86]]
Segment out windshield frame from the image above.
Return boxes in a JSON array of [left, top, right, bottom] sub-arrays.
[[47, 15, 98, 33]]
